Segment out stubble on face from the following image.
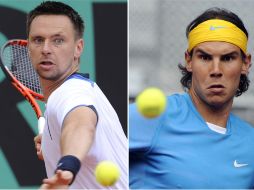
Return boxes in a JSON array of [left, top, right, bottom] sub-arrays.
[[187, 42, 246, 110], [28, 15, 80, 82]]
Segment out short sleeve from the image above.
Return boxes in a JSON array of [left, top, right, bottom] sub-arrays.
[[129, 103, 164, 154], [47, 79, 96, 129]]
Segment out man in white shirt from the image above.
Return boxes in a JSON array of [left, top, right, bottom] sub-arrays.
[[28, 1, 127, 189]]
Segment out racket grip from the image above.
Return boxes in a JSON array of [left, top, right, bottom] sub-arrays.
[[38, 116, 45, 134]]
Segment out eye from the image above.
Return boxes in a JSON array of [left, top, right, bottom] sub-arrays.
[[33, 38, 44, 44], [221, 55, 234, 62], [53, 38, 64, 45], [199, 54, 211, 61]]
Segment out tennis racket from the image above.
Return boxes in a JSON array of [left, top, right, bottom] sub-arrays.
[[0, 39, 45, 134]]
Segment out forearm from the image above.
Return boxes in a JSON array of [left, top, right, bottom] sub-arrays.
[[61, 122, 95, 161], [60, 106, 97, 161]]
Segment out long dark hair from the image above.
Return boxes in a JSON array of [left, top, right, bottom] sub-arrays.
[[179, 7, 250, 97]]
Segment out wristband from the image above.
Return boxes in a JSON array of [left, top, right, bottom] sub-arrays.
[[55, 155, 81, 185]]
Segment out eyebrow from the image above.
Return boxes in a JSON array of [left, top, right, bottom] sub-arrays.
[[30, 32, 65, 38], [195, 48, 240, 57], [221, 51, 240, 57], [195, 49, 211, 57], [51, 33, 64, 37]]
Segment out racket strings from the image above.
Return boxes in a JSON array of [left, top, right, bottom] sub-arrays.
[[5, 44, 42, 94]]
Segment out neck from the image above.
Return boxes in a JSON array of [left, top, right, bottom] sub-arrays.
[[40, 71, 77, 102], [189, 89, 233, 128]]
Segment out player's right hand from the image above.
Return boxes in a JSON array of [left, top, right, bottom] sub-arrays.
[[40, 170, 73, 189], [34, 134, 44, 160]]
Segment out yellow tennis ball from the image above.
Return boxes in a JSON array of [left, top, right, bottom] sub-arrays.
[[95, 161, 120, 186], [136, 87, 167, 118]]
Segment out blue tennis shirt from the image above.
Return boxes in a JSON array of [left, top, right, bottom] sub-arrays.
[[129, 93, 254, 189]]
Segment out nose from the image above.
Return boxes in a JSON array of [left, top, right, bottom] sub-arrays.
[[210, 58, 223, 78], [41, 41, 52, 55]]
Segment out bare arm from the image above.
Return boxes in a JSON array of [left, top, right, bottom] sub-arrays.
[[60, 106, 97, 160], [40, 106, 97, 189]]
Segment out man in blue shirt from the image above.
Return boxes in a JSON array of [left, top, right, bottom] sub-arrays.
[[129, 7, 254, 189]]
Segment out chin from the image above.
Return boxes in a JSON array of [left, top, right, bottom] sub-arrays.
[[207, 96, 232, 109], [38, 72, 58, 81], [208, 101, 225, 109]]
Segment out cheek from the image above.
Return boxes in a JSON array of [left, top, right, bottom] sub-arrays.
[[225, 65, 242, 80], [191, 66, 208, 82], [223, 67, 242, 92], [227, 72, 241, 88], [61, 46, 76, 58], [191, 72, 208, 92], [191, 66, 213, 92], [29, 47, 40, 59], [56, 49, 76, 67]]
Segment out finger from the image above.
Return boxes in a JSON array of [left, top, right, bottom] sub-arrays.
[[37, 151, 44, 160], [42, 177, 58, 185], [55, 170, 73, 184], [55, 170, 63, 177], [34, 140, 39, 148], [34, 136, 42, 149], [55, 170, 68, 182], [34, 135, 41, 142], [36, 144, 41, 150], [42, 171, 63, 185], [40, 183, 50, 189]]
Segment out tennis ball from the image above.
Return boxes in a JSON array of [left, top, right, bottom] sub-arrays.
[[95, 161, 120, 186], [136, 87, 167, 118]]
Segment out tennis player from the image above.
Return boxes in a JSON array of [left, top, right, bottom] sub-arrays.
[[28, 1, 127, 189], [129, 7, 254, 189]]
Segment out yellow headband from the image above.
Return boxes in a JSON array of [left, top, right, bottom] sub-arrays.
[[188, 19, 247, 53]]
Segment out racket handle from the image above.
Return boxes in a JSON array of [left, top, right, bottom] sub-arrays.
[[38, 116, 45, 134]]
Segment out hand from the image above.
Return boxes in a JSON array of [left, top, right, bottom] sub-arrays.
[[34, 134, 43, 160], [40, 170, 74, 189]]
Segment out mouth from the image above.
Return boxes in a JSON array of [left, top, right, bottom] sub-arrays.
[[38, 60, 54, 71], [39, 61, 54, 65], [207, 84, 225, 93], [208, 84, 225, 89]]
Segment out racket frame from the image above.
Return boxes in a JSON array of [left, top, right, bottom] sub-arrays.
[[0, 39, 45, 134]]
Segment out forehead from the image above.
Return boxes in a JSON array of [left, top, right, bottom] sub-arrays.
[[193, 41, 241, 55], [29, 15, 75, 37]]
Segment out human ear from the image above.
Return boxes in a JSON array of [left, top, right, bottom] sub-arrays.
[[74, 39, 84, 61], [185, 51, 192, 72], [241, 53, 251, 75]]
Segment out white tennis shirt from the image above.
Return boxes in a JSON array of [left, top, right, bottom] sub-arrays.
[[41, 74, 128, 189]]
